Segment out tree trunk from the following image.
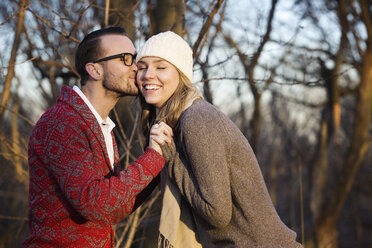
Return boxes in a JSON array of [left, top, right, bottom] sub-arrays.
[[0, 0, 27, 120], [11, 96, 28, 186], [315, 2, 372, 246], [310, 117, 329, 220], [202, 66, 213, 104], [268, 147, 278, 207], [109, 0, 138, 41], [249, 91, 261, 153], [147, 0, 184, 37]]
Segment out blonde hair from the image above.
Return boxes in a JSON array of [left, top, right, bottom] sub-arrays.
[[140, 69, 202, 137]]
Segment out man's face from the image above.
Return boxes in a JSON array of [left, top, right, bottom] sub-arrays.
[[99, 34, 138, 96]]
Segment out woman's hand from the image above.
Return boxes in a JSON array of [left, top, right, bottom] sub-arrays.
[[149, 122, 173, 155]]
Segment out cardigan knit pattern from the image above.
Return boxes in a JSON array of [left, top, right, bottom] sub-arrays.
[[22, 85, 165, 248], [167, 99, 303, 248]]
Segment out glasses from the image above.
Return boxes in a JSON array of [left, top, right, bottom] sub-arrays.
[[93, 53, 137, 66]]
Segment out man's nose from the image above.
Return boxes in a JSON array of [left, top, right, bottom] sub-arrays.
[[131, 60, 138, 71]]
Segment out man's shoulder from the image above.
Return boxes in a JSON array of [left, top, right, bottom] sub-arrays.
[[40, 100, 77, 120], [37, 85, 86, 123], [33, 101, 84, 137]]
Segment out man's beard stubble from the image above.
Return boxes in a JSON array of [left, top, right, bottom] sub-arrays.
[[102, 77, 139, 98]]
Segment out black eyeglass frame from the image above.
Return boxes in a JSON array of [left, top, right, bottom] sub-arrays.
[[93, 53, 137, 66]]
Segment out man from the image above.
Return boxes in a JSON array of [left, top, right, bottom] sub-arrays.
[[22, 27, 172, 247]]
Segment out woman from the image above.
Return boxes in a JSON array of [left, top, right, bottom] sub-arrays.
[[136, 31, 303, 248]]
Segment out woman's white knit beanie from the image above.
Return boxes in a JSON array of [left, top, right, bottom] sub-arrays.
[[137, 31, 193, 82]]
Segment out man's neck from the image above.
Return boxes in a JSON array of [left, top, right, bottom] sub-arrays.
[[81, 82, 119, 121]]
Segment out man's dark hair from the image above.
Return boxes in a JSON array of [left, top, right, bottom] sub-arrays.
[[75, 26, 127, 85]]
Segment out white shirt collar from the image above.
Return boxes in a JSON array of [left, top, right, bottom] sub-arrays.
[[72, 85, 116, 131]]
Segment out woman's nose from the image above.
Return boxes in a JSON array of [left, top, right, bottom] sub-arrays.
[[143, 67, 155, 79]]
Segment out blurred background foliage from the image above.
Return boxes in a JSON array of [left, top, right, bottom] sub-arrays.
[[0, 0, 371, 247]]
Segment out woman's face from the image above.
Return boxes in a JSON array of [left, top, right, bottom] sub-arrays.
[[137, 57, 180, 108]]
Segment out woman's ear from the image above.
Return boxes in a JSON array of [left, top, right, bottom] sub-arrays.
[[85, 62, 102, 80]]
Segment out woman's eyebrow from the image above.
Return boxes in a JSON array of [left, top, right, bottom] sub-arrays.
[[153, 59, 165, 63], [138, 59, 168, 66], [137, 61, 147, 65]]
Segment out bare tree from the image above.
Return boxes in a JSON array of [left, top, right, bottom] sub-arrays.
[[314, 1, 372, 247], [309, 0, 349, 237], [223, 0, 279, 153], [281, 0, 372, 247]]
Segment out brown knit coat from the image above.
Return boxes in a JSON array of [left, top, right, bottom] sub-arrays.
[[163, 99, 303, 248]]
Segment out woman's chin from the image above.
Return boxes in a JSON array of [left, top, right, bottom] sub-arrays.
[[144, 98, 162, 108]]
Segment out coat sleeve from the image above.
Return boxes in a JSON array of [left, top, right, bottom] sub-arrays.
[[170, 105, 232, 228], [37, 119, 165, 224]]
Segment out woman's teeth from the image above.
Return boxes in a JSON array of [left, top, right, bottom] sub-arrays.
[[144, 85, 160, 90]]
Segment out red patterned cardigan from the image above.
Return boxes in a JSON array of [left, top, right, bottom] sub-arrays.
[[22, 85, 165, 247]]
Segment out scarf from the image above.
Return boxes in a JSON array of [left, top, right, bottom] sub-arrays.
[[158, 166, 202, 248]]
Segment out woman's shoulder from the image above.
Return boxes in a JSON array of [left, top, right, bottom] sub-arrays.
[[182, 99, 220, 119], [180, 98, 244, 136], [179, 99, 227, 129]]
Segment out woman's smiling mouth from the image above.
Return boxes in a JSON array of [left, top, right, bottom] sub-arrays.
[[144, 84, 161, 91]]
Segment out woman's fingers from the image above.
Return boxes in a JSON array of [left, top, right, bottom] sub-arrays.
[[158, 121, 173, 137], [149, 122, 173, 153], [150, 130, 171, 145], [150, 122, 173, 138]]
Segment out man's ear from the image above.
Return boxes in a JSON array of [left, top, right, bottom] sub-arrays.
[[85, 62, 102, 80]]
